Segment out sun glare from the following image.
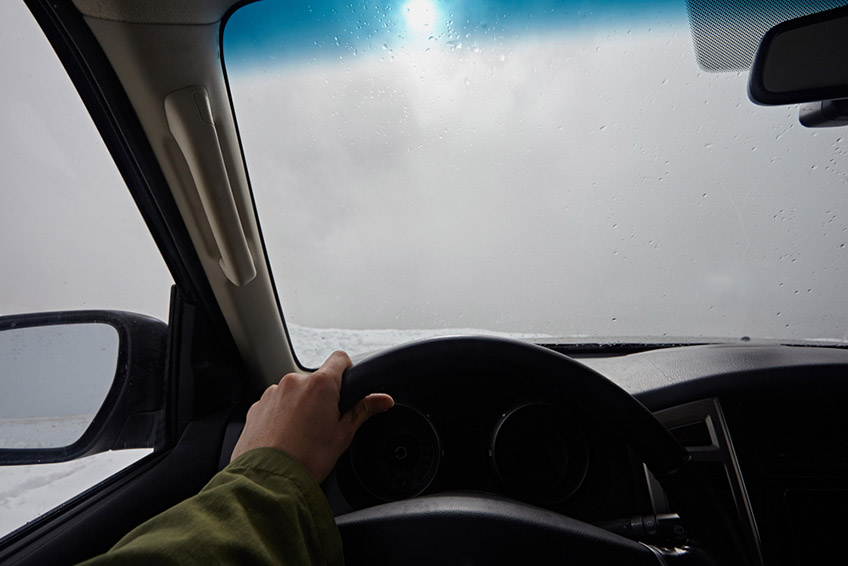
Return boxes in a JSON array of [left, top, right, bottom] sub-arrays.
[[404, 0, 437, 34]]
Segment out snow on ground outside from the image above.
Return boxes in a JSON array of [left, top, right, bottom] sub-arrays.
[[0, 448, 151, 539], [0, 415, 95, 449], [0, 415, 151, 540], [288, 325, 554, 367]]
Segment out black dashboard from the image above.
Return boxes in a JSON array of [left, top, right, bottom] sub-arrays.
[[320, 342, 848, 566]]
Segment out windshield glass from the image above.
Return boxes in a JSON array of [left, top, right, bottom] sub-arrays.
[[224, 0, 848, 367]]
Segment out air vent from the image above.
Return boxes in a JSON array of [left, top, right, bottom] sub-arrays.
[[669, 420, 713, 448], [654, 398, 764, 565]]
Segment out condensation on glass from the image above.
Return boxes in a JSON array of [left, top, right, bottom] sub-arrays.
[[224, 0, 848, 367]]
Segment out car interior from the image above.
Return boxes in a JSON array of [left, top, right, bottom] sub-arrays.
[[2, 0, 848, 565]]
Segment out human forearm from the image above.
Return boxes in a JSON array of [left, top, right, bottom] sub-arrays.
[[78, 448, 342, 566]]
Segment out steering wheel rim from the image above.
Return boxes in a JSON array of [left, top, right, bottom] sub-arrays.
[[337, 336, 748, 565]]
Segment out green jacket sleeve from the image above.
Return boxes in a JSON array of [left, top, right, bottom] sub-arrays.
[[78, 448, 343, 566]]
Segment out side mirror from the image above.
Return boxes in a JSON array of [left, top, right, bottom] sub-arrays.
[[0, 311, 167, 465], [749, 6, 848, 126]]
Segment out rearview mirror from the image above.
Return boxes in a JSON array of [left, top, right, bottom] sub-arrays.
[[749, 6, 848, 115], [0, 311, 167, 465]]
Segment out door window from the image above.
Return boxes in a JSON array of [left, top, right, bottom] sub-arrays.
[[0, 1, 173, 539]]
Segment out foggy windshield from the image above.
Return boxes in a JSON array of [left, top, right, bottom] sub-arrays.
[[224, 0, 848, 367]]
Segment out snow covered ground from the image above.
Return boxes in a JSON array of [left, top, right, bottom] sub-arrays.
[[0, 413, 151, 539], [288, 324, 552, 367], [0, 448, 150, 539], [0, 415, 95, 449]]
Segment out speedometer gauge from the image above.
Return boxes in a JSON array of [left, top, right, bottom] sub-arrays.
[[350, 404, 441, 501]]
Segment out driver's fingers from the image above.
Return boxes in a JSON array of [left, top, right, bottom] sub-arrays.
[[340, 393, 395, 442], [315, 351, 353, 386]]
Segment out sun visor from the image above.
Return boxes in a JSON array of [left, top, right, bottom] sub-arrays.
[[686, 0, 848, 71]]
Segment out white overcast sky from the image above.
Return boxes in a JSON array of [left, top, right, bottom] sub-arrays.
[[0, 1, 173, 323], [226, 1, 848, 362]]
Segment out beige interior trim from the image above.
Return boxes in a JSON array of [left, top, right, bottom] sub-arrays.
[[79, 12, 301, 390], [72, 0, 238, 25], [164, 86, 257, 287]]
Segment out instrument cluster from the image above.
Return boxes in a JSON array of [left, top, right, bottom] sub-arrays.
[[333, 390, 643, 521]]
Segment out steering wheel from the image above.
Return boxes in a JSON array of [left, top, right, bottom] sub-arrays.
[[336, 336, 748, 565]]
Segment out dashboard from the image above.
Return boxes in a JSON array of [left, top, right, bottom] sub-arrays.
[[319, 342, 848, 566]]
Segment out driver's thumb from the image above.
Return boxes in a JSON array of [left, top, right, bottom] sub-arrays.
[[343, 393, 394, 437]]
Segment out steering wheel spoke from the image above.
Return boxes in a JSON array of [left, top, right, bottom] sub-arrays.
[[337, 493, 661, 565]]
